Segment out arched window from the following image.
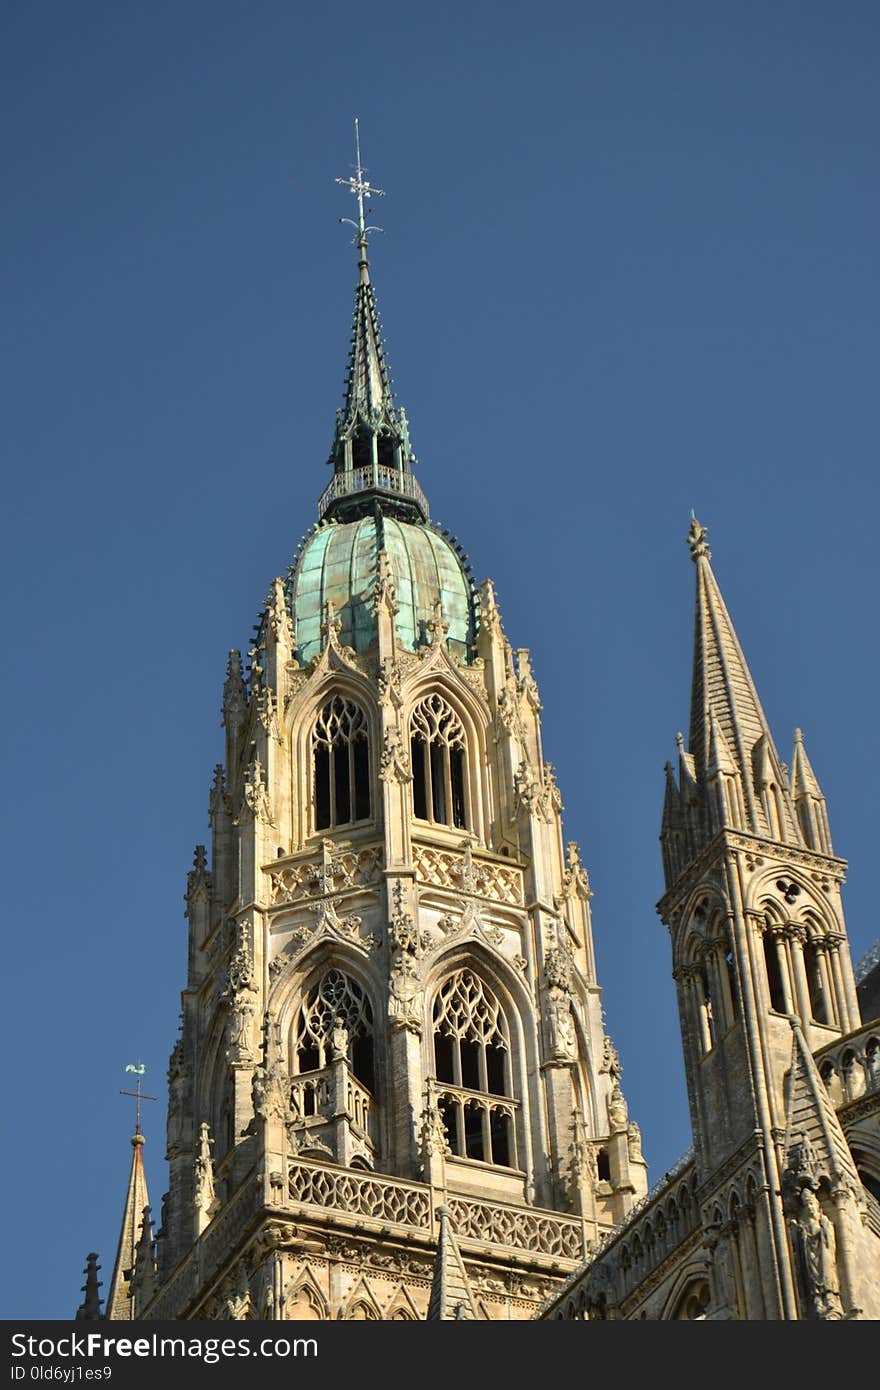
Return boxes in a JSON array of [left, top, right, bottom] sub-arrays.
[[763, 922, 786, 1013], [410, 694, 468, 829], [803, 938, 829, 1024], [312, 697, 371, 831], [672, 1279, 710, 1320], [431, 969, 515, 1167], [291, 969, 375, 1094]]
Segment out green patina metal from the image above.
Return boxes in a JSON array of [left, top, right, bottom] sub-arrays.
[[290, 516, 475, 665]]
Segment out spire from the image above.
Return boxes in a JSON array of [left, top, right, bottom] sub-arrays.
[[105, 1132, 150, 1320], [426, 1206, 479, 1320], [686, 516, 799, 841], [75, 1253, 103, 1320], [321, 120, 427, 525], [783, 1020, 860, 1194], [790, 728, 833, 853]]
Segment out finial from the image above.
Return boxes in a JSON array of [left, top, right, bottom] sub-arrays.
[[336, 117, 384, 279], [687, 514, 711, 562], [119, 1063, 156, 1140], [794, 727, 804, 744]]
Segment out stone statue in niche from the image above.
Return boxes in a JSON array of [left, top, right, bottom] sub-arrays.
[[789, 1186, 842, 1319], [547, 986, 577, 1061]]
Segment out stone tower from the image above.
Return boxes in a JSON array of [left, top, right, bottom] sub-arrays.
[[112, 145, 647, 1321], [539, 519, 880, 1321], [655, 516, 878, 1319]]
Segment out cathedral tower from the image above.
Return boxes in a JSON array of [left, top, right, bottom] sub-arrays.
[[656, 517, 877, 1319], [539, 520, 880, 1321], [109, 134, 647, 1322]]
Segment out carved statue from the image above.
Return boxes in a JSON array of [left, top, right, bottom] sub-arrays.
[[789, 1187, 842, 1319], [330, 1016, 349, 1061], [388, 953, 421, 1033], [626, 1120, 643, 1164], [223, 937, 258, 1065], [547, 986, 577, 1061], [193, 1122, 218, 1223], [607, 1082, 628, 1133]]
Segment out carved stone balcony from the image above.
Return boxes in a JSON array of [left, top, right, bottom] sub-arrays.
[[288, 1060, 377, 1166]]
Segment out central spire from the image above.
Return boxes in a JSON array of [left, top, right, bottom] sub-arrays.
[[319, 120, 428, 525]]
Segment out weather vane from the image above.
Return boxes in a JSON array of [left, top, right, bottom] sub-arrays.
[[336, 117, 384, 256], [119, 1062, 157, 1138]]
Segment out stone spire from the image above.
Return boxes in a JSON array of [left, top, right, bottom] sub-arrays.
[[426, 1206, 479, 1320], [104, 1133, 150, 1320], [75, 1253, 103, 1320], [323, 121, 425, 524], [782, 1020, 860, 1194], [684, 517, 799, 838], [790, 728, 833, 854]]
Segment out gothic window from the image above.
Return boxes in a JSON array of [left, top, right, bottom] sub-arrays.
[[696, 963, 715, 1053], [763, 923, 786, 1013], [291, 969, 375, 1094], [431, 969, 516, 1167], [596, 1148, 611, 1183], [410, 694, 468, 829], [312, 697, 371, 831], [803, 939, 830, 1024]]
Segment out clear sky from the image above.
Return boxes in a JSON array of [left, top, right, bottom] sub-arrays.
[[2, 1, 878, 1320]]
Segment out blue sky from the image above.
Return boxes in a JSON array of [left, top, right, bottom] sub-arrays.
[[2, 2, 878, 1320]]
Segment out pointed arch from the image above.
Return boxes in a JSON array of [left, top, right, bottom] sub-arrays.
[[403, 670, 490, 841], [281, 1267, 328, 1321], [339, 1277, 381, 1321], [422, 943, 538, 1182], [384, 1284, 420, 1320], [288, 672, 380, 846]]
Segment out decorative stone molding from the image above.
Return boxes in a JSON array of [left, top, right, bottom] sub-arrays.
[[413, 840, 523, 906], [379, 725, 412, 783], [222, 931, 258, 1065], [268, 842, 382, 906]]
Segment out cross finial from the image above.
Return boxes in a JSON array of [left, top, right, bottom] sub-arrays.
[[119, 1063, 157, 1140], [336, 117, 384, 277]]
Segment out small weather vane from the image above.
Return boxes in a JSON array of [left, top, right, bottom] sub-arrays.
[[336, 117, 384, 254], [119, 1062, 157, 1138]]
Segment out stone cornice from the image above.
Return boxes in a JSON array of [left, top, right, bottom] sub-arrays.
[[657, 829, 847, 924]]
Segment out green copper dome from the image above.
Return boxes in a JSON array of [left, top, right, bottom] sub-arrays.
[[290, 516, 476, 665]]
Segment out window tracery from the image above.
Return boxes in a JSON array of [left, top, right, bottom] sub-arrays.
[[312, 696, 371, 831], [291, 969, 375, 1093], [431, 969, 516, 1167], [410, 694, 468, 829]]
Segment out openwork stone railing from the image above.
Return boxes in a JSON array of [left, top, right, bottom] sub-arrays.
[[815, 1022, 880, 1106], [446, 1195, 585, 1261], [413, 841, 524, 906], [290, 1070, 332, 1122], [346, 1073, 373, 1138], [268, 843, 383, 906], [318, 465, 429, 521], [287, 1160, 431, 1230]]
